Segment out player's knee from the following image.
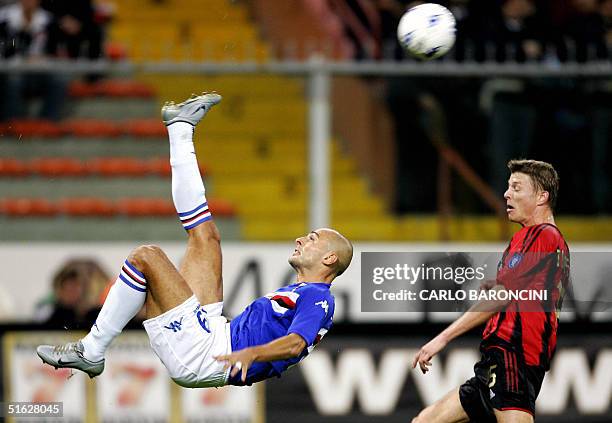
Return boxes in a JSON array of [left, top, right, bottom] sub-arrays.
[[129, 244, 163, 271]]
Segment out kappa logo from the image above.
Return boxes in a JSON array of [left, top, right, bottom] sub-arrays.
[[315, 300, 329, 315], [164, 317, 184, 333]]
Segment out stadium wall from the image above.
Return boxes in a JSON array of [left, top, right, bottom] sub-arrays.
[[1, 242, 610, 323]]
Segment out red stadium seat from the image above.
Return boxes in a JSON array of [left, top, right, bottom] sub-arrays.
[[97, 80, 155, 98], [122, 119, 166, 137], [5, 119, 64, 137], [63, 119, 122, 137], [146, 158, 172, 176], [116, 198, 175, 216], [68, 81, 100, 98], [0, 159, 30, 177], [68, 80, 154, 98], [30, 158, 88, 177], [89, 157, 149, 177], [58, 198, 116, 217], [105, 42, 128, 61], [0, 198, 58, 216], [208, 199, 236, 217]]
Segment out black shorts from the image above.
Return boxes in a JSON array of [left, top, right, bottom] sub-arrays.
[[459, 345, 545, 422]]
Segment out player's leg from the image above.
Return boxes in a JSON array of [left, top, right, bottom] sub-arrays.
[[163, 93, 223, 305], [412, 388, 469, 423], [36, 244, 193, 376], [493, 409, 534, 423]]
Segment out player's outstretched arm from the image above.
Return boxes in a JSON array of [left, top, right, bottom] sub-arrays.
[[412, 285, 510, 374], [214, 333, 306, 382]]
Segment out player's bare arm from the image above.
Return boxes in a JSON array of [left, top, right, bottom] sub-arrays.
[[413, 285, 510, 373], [215, 333, 306, 382]]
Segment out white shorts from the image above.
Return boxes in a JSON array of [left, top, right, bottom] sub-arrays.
[[143, 296, 232, 388]]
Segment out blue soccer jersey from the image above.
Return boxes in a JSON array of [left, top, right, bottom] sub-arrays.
[[228, 282, 335, 386]]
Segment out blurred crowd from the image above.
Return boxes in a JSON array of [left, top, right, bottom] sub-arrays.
[[0, 0, 107, 121], [328, 0, 612, 62]]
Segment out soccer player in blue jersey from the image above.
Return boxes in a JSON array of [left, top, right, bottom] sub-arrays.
[[37, 93, 353, 387]]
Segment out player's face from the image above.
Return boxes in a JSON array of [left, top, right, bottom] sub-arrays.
[[504, 172, 538, 224], [288, 230, 328, 270]]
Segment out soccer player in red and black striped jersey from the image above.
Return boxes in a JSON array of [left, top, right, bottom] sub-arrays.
[[411, 160, 570, 423]]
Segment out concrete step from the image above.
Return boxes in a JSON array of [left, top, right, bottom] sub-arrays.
[[0, 178, 171, 199], [0, 216, 240, 241], [67, 98, 158, 120], [0, 137, 169, 159]]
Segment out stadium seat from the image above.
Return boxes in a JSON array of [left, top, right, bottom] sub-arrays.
[[30, 158, 88, 177], [146, 158, 172, 176], [0, 198, 58, 216], [5, 120, 64, 137], [122, 119, 167, 137], [89, 157, 150, 177], [0, 159, 30, 177], [63, 119, 122, 137], [97, 80, 155, 98], [116, 198, 175, 216], [68, 81, 100, 97], [68, 80, 155, 98], [58, 198, 116, 217], [208, 199, 236, 217]]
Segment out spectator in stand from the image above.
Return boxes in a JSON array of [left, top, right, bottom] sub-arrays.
[[41, 0, 103, 60], [35, 259, 112, 329], [602, 0, 612, 48], [0, 0, 68, 121], [470, 0, 547, 62], [560, 0, 608, 61]]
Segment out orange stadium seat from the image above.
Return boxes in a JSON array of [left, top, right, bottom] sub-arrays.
[[63, 119, 122, 137], [0, 159, 30, 177], [0, 198, 58, 216], [5, 119, 64, 137], [117, 198, 176, 216], [68, 81, 100, 97], [58, 198, 116, 217], [146, 158, 172, 176], [89, 157, 150, 177], [123, 119, 167, 137], [97, 80, 155, 98], [68, 80, 154, 98], [30, 158, 88, 177], [208, 199, 236, 217]]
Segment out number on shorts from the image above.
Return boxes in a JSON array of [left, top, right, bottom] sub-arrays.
[[488, 364, 497, 388]]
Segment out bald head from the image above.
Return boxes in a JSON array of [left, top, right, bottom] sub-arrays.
[[316, 228, 353, 277]]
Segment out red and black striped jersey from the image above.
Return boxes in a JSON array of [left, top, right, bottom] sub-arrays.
[[482, 223, 570, 369]]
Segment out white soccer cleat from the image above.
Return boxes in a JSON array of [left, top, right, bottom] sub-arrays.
[[36, 340, 105, 378], [161, 92, 222, 127]]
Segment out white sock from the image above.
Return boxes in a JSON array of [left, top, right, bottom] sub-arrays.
[[167, 122, 211, 230], [81, 260, 147, 362]]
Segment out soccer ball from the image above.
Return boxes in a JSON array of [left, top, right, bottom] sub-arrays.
[[397, 3, 456, 60]]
